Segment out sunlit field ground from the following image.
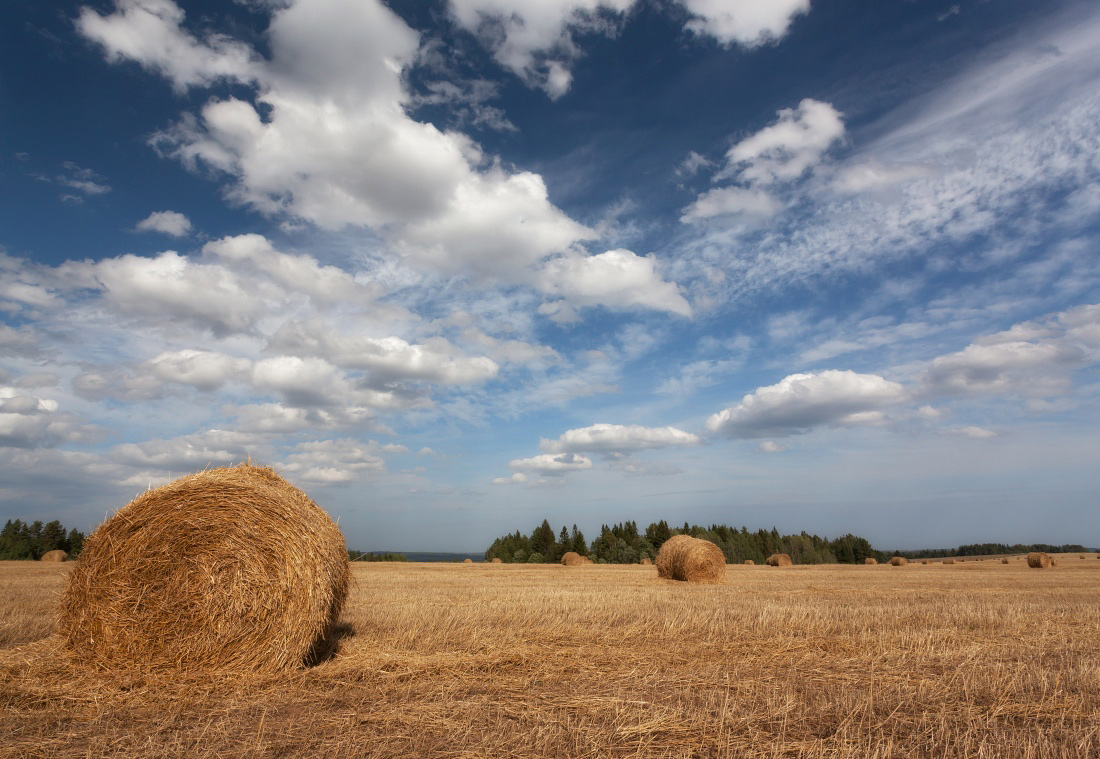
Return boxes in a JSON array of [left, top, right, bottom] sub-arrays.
[[2, 556, 1098, 758]]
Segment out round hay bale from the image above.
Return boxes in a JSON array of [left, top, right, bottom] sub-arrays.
[[463, 558, 474, 564], [921, 560, 929, 565], [561, 551, 584, 566], [765, 553, 792, 567], [1026, 552, 1051, 569], [60, 464, 348, 672], [640, 557, 653, 565], [655, 534, 725, 583], [491, 557, 502, 564], [40, 549, 68, 562], [744, 559, 755, 565], [943, 559, 955, 565], [1002, 557, 1010, 564], [864, 557, 878, 565], [889, 556, 908, 567]]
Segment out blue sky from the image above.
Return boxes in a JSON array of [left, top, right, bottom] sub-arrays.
[[2, 0, 1098, 552]]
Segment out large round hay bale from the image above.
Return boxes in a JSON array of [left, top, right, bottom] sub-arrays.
[[1001, 557, 1010, 564], [491, 557, 502, 564], [40, 549, 68, 562], [943, 559, 955, 565], [60, 464, 348, 672], [655, 534, 725, 583], [765, 553, 792, 567], [864, 557, 878, 565], [640, 557, 653, 566], [561, 551, 583, 566], [889, 556, 908, 567], [1026, 552, 1051, 569], [744, 559, 755, 565]]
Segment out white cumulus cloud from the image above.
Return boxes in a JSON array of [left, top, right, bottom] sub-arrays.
[[134, 210, 193, 237], [540, 423, 700, 453], [509, 451, 592, 474], [707, 369, 908, 438]]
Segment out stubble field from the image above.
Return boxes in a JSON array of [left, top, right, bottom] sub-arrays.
[[2, 556, 1098, 758]]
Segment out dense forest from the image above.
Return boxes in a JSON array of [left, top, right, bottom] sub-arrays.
[[0, 519, 85, 560], [485, 520, 1095, 565], [485, 519, 886, 564]]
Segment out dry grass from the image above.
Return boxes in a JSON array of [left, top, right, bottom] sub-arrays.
[[2, 557, 1099, 758]]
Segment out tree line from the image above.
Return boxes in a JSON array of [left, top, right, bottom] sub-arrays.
[[0, 519, 85, 560], [898, 542, 1091, 559], [485, 519, 891, 565]]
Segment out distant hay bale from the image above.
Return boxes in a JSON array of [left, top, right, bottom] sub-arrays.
[[921, 560, 929, 565], [943, 559, 955, 565], [640, 557, 652, 565], [864, 557, 878, 565], [889, 556, 908, 567], [491, 558, 502, 564], [744, 559, 755, 565], [463, 558, 474, 564], [561, 551, 584, 566], [765, 553, 792, 567], [656, 535, 725, 583], [1027, 552, 1051, 569], [40, 549, 68, 562], [1002, 557, 1010, 564], [60, 464, 348, 672]]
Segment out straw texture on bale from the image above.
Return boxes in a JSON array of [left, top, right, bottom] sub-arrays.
[[640, 558, 653, 566], [491, 557, 502, 564], [744, 560, 755, 565], [1027, 552, 1051, 569], [655, 535, 725, 583], [889, 556, 908, 567], [766, 553, 793, 567], [40, 549, 68, 562], [60, 464, 349, 672], [864, 557, 878, 565], [561, 552, 583, 566]]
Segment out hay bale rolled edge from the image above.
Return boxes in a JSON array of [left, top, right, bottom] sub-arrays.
[[864, 557, 878, 565], [889, 556, 908, 567], [491, 557, 502, 564], [655, 535, 725, 583], [1001, 557, 1010, 564], [743, 559, 755, 565], [561, 551, 583, 566], [765, 553, 792, 567], [640, 557, 653, 566], [1026, 552, 1051, 569], [60, 463, 349, 673], [40, 549, 68, 562]]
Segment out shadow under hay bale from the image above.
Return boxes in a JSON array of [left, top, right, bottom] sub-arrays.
[[889, 556, 908, 567], [656, 535, 725, 583], [60, 463, 349, 673], [1027, 552, 1051, 569], [561, 551, 584, 566], [40, 549, 68, 562], [766, 553, 792, 567]]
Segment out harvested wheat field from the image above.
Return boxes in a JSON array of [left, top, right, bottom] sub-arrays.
[[2, 559, 1099, 758]]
